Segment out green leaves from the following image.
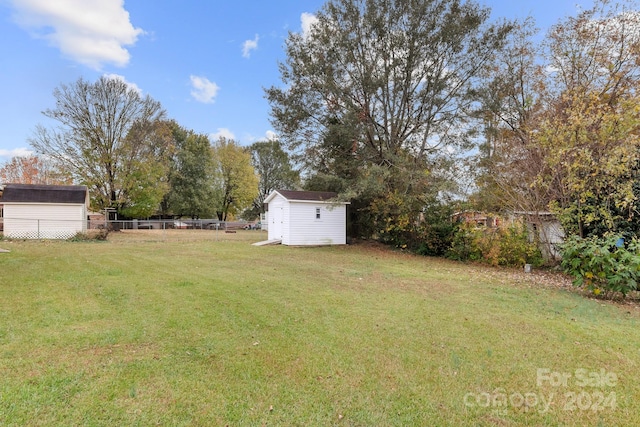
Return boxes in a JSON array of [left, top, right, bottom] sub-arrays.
[[560, 234, 640, 298], [447, 220, 543, 267], [475, 1, 640, 242], [540, 92, 640, 237], [163, 122, 217, 219], [211, 138, 259, 221]]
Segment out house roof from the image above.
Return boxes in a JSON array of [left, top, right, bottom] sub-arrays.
[[0, 184, 88, 204], [264, 189, 350, 205], [512, 211, 554, 215]]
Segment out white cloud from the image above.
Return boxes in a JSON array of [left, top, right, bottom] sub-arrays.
[[242, 34, 259, 58], [9, 0, 143, 70], [190, 75, 219, 104], [103, 73, 142, 95], [210, 128, 235, 141], [243, 130, 278, 143], [0, 148, 34, 159], [265, 131, 278, 141], [301, 12, 318, 39]]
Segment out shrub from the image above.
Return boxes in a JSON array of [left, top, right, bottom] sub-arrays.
[[67, 229, 110, 242], [560, 233, 640, 298], [373, 195, 458, 256], [415, 221, 458, 257], [497, 222, 544, 267], [446, 221, 543, 267], [446, 222, 483, 262]]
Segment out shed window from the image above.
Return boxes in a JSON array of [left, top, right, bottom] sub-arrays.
[[315, 207, 321, 219]]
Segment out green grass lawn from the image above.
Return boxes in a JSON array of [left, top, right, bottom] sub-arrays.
[[1, 230, 639, 426]]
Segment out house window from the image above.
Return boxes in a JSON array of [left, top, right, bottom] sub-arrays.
[[315, 207, 321, 219]]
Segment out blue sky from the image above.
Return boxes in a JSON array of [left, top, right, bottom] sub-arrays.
[[0, 0, 594, 162]]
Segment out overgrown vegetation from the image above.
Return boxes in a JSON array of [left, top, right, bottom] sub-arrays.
[[67, 229, 110, 242], [372, 198, 458, 257], [447, 221, 543, 267], [561, 233, 640, 298], [475, 0, 640, 239]]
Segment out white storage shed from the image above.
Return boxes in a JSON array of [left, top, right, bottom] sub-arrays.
[[1, 184, 89, 239], [514, 211, 566, 261], [264, 190, 349, 245]]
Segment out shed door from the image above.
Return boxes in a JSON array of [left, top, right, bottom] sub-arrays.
[[270, 206, 284, 240]]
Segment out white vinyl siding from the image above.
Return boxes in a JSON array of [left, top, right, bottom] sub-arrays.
[[282, 200, 291, 243], [286, 202, 346, 245], [3, 203, 86, 239]]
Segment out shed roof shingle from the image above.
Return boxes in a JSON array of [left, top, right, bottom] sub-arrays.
[[1, 184, 88, 204], [276, 190, 338, 202]]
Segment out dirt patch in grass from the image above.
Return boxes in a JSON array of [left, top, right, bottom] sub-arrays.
[[7, 343, 164, 379]]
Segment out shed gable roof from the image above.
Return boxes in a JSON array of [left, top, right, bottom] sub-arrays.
[[1, 184, 88, 204], [264, 189, 349, 205], [276, 190, 338, 202]]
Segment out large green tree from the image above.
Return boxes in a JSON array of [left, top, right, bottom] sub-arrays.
[[247, 139, 300, 218], [162, 122, 216, 219], [266, 0, 512, 238], [29, 76, 168, 216], [118, 119, 173, 218], [211, 138, 259, 221]]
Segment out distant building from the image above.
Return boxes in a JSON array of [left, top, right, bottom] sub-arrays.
[[1, 183, 89, 239], [451, 211, 499, 228]]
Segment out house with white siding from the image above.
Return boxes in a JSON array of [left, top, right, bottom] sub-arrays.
[[264, 190, 349, 245], [0, 184, 89, 239]]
